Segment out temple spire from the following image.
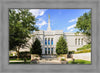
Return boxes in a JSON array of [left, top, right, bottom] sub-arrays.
[[47, 14, 51, 31]]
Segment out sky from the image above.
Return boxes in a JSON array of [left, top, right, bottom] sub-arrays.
[[29, 9, 91, 32]]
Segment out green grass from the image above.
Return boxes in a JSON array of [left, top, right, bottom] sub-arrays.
[[9, 62, 30, 64], [68, 59, 91, 64], [75, 49, 91, 54], [77, 44, 91, 51]]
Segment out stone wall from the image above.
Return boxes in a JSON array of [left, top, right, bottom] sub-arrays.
[[73, 53, 91, 61]]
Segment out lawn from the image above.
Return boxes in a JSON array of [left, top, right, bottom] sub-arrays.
[[68, 59, 91, 64], [9, 62, 30, 64]]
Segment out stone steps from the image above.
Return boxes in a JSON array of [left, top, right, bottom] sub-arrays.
[[41, 55, 57, 58]]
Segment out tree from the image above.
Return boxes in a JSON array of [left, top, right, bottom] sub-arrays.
[[30, 38, 42, 55], [9, 9, 38, 59], [75, 11, 91, 36], [56, 36, 68, 55]]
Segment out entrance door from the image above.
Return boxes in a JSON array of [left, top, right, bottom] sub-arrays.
[[45, 48, 47, 55], [48, 48, 50, 54]]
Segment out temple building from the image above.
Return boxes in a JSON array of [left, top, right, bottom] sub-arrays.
[[19, 15, 88, 55]]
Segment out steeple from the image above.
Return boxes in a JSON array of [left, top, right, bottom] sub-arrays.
[[47, 14, 51, 31]]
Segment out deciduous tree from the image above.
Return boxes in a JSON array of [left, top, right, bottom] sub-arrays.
[[9, 9, 38, 59]]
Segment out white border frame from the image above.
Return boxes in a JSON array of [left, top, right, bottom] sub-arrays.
[[0, 0, 100, 73]]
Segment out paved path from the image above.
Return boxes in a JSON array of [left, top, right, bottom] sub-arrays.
[[73, 53, 91, 61]]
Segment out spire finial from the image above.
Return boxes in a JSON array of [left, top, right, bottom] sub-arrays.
[[47, 14, 51, 31]]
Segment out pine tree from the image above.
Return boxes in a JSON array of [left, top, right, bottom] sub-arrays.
[[30, 38, 42, 55], [56, 36, 68, 55]]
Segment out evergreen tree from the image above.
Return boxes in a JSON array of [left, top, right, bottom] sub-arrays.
[[56, 36, 68, 55], [30, 38, 42, 55]]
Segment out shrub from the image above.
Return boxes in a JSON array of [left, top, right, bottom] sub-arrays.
[[68, 51, 75, 54], [61, 58, 66, 61], [77, 44, 91, 51]]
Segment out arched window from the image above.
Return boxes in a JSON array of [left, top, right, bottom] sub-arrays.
[[45, 38, 47, 45], [81, 38, 83, 45], [48, 38, 50, 45], [78, 39, 80, 45], [51, 38, 53, 45], [75, 38, 77, 45]]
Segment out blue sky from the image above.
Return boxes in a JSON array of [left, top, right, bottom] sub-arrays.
[[29, 9, 91, 32]]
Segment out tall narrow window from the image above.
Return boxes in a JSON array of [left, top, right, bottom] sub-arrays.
[[51, 48, 53, 54], [81, 38, 83, 45], [51, 38, 53, 45], [48, 48, 50, 54], [75, 38, 77, 45], [48, 38, 50, 45], [45, 48, 47, 54], [78, 39, 80, 45], [45, 38, 47, 45]]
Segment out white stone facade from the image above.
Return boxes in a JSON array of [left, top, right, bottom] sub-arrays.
[[32, 30, 87, 55], [19, 15, 88, 54]]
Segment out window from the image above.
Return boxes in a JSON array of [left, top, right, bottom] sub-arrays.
[[78, 39, 80, 45], [48, 48, 50, 54], [81, 38, 83, 45], [48, 38, 50, 45], [45, 38, 47, 45], [51, 38, 53, 45], [45, 48, 47, 54], [51, 48, 53, 54], [75, 38, 77, 45]]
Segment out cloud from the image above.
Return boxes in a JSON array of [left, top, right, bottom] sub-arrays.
[[29, 9, 47, 17], [36, 20, 47, 28], [68, 18, 78, 23], [70, 29, 75, 32], [67, 24, 76, 30]]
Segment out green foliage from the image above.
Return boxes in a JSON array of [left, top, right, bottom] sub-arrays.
[[68, 59, 91, 64], [77, 44, 91, 51], [61, 58, 66, 61], [75, 11, 91, 36], [75, 49, 91, 54], [56, 36, 68, 55], [19, 52, 30, 57], [30, 38, 42, 55], [9, 9, 38, 50], [68, 51, 75, 54]]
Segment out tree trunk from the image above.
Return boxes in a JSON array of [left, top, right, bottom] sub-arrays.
[[16, 46, 20, 60]]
